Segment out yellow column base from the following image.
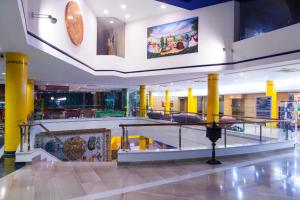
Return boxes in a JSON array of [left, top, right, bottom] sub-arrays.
[[139, 136, 147, 150]]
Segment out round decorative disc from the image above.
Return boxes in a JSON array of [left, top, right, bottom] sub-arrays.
[[65, 1, 84, 46]]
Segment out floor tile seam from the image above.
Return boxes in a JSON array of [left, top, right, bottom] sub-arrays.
[[67, 152, 294, 200]]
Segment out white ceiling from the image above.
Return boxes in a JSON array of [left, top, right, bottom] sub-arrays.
[[148, 60, 300, 95], [85, 0, 181, 22]]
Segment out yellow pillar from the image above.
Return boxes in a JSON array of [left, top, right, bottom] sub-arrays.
[[139, 136, 147, 150], [149, 91, 153, 110], [188, 88, 193, 113], [193, 96, 198, 113], [165, 89, 170, 114], [5, 52, 28, 154], [27, 79, 34, 118], [207, 74, 219, 123], [139, 85, 147, 117], [266, 80, 277, 127]]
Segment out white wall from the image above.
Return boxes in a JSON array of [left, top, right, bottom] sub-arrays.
[[21, 0, 300, 78], [233, 23, 300, 69], [22, 0, 235, 75], [125, 1, 235, 71], [23, 0, 125, 71]]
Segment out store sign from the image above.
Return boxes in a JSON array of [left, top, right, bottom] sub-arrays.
[[256, 96, 271, 118]]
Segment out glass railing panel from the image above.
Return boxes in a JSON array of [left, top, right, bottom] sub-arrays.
[[120, 118, 293, 153], [124, 125, 178, 151]]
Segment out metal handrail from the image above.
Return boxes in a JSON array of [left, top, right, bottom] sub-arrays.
[[19, 122, 86, 161], [119, 119, 290, 151], [119, 119, 287, 128], [214, 113, 290, 122], [37, 123, 103, 161]]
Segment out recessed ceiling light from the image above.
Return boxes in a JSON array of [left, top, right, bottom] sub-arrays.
[[1, 72, 5, 75], [125, 14, 130, 19], [239, 73, 244, 76], [103, 10, 109, 14], [160, 4, 166, 9], [121, 4, 127, 10], [109, 20, 114, 24]]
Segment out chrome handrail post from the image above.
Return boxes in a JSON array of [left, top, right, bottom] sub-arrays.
[[224, 128, 227, 148], [179, 125, 182, 150], [121, 125, 125, 150], [260, 124, 262, 143], [20, 126, 23, 152], [126, 127, 129, 150]]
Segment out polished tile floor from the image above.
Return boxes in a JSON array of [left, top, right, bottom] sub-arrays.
[[0, 149, 299, 200]]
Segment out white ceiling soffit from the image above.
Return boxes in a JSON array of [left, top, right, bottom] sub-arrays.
[[85, 0, 181, 22]]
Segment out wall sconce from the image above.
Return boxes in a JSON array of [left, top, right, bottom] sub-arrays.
[[31, 12, 57, 24]]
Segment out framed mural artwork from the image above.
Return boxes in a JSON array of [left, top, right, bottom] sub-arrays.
[[147, 17, 198, 59]]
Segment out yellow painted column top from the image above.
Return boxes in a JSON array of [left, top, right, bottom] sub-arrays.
[[208, 73, 219, 80]]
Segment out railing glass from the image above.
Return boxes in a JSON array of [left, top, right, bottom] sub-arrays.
[[119, 119, 293, 152]]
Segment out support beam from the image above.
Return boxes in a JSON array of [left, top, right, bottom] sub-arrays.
[[5, 52, 28, 155], [266, 80, 277, 127], [188, 88, 193, 113], [139, 85, 147, 117], [26, 79, 34, 118], [149, 91, 153, 110], [165, 89, 170, 114], [193, 96, 198, 113], [207, 74, 219, 123]]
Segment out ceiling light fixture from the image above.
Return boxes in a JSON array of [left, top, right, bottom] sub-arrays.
[[1, 72, 5, 75], [109, 20, 114, 24], [103, 10, 109, 14], [125, 14, 130, 19], [160, 4, 166, 9], [121, 4, 127, 10], [31, 12, 57, 24]]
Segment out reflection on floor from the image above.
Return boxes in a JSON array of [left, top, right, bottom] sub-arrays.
[[0, 130, 26, 179], [0, 157, 25, 179], [0, 149, 299, 199]]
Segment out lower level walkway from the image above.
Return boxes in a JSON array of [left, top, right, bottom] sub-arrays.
[[0, 149, 299, 200]]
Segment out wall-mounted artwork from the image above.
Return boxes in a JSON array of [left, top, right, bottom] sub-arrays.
[[65, 1, 84, 46], [147, 17, 198, 59], [97, 17, 125, 57]]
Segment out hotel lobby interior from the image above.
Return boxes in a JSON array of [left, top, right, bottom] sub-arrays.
[[0, 0, 300, 199]]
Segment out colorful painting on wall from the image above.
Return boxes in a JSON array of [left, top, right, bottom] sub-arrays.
[[36, 132, 111, 162], [147, 17, 198, 59]]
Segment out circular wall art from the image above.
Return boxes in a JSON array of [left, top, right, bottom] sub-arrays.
[[65, 1, 84, 46]]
